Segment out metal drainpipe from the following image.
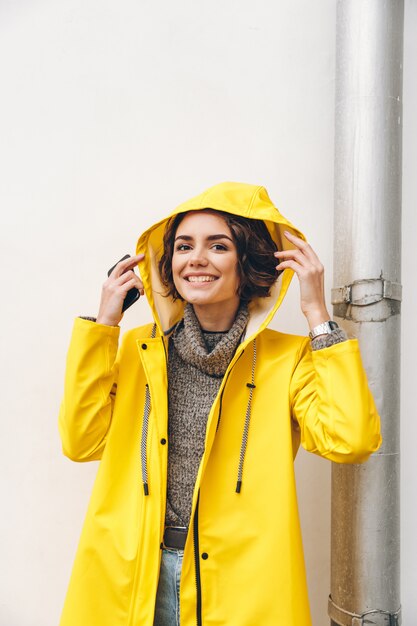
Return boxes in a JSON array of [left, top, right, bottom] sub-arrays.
[[329, 2, 403, 626]]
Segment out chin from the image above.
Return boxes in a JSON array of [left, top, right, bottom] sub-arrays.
[[183, 294, 212, 305], [178, 286, 216, 305]]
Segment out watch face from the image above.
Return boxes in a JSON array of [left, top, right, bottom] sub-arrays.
[[329, 321, 339, 331]]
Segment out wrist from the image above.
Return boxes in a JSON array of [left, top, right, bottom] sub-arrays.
[[304, 308, 331, 331], [96, 315, 120, 327]]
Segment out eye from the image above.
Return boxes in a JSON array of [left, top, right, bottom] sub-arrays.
[[212, 243, 228, 251], [175, 243, 192, 251]]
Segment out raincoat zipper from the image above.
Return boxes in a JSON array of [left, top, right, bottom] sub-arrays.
[[193, 492, 202, 626], [193, 349, 245, 626]]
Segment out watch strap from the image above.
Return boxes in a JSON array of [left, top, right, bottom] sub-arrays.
[[309, 320, 339, 340]]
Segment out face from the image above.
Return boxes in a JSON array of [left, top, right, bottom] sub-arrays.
[[171, 210, 240, 311]]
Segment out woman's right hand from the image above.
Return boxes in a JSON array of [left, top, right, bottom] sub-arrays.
[[96, 254, 145, 326]]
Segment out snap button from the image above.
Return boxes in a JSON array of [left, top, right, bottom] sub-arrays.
[[160, 438, 167, 445], [201, 552, 209, 560], [141, 343, 147, 350]]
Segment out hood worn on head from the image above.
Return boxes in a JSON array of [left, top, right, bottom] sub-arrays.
[[136, 181, 305, 346], [136, 182, 306, 497]]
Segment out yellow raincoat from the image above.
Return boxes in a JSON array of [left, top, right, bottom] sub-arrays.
[[58, 182, 382, 626]]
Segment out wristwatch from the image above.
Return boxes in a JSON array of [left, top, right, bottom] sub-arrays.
[[309, 320, 339, 340]]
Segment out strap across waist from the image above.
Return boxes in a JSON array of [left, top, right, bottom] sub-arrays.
[[163, 526, 188, 550]]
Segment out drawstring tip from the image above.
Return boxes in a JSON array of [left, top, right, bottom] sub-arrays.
[[143, 483, 149, 496], [235, 481, 242, 494]]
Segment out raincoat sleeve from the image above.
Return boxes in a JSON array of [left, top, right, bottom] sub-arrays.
[[58, 317, 121, 462], [289, 337, 382, 463]]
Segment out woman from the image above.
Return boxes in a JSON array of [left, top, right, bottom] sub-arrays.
[[58, 181, 381, 626]]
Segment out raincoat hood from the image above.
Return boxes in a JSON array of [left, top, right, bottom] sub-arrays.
[[136, 181, 305, 341]]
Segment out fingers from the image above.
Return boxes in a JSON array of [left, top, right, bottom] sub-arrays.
[[122, 276, 144, 296], [274, 231, 323, 274], [274, 259, 303, 273], [278, 230, 322, 265], [116, 270, 144, 296], [274, 253, 324, 276], [275, 249, 310, 269], [109, 254, 144, 293], [110, 253, 145, 279]]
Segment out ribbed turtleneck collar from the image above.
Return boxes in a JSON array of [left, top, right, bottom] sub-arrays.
[[171, 303, 249, 378]]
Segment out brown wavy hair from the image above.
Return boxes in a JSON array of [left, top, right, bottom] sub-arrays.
[[158, 209, 280, 303]]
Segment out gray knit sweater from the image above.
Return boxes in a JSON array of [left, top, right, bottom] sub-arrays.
[[165, 303, 249, 527]]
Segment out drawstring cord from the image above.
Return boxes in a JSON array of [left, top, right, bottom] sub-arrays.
[[141, 323, 157, 496], [236, 339, 257, 494]]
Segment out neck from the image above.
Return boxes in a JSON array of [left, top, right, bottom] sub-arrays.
[[192, 300, 241, 331]]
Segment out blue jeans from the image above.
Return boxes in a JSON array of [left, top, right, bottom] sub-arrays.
[[153, 548, 184, 626]]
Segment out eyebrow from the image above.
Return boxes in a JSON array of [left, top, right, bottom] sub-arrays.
[[174, 234, 234, 242]]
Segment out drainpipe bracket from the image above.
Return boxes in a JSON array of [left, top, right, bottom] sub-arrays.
[[331, 279, 402, 306], [328, 595, 402, 625]]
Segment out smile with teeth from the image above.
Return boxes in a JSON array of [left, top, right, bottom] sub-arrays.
[[185, 275, 218, 283]]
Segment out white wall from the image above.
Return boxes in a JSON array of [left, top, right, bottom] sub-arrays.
[[0, 1, 414, 624]]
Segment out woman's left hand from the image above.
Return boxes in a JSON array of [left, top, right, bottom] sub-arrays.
[[274, 230, 331, 330]]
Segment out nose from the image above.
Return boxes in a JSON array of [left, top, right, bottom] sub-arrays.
[[188, 246, 208, 266]]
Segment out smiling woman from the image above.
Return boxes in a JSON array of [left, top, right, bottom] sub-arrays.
[[58, 182, 381, 626]]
